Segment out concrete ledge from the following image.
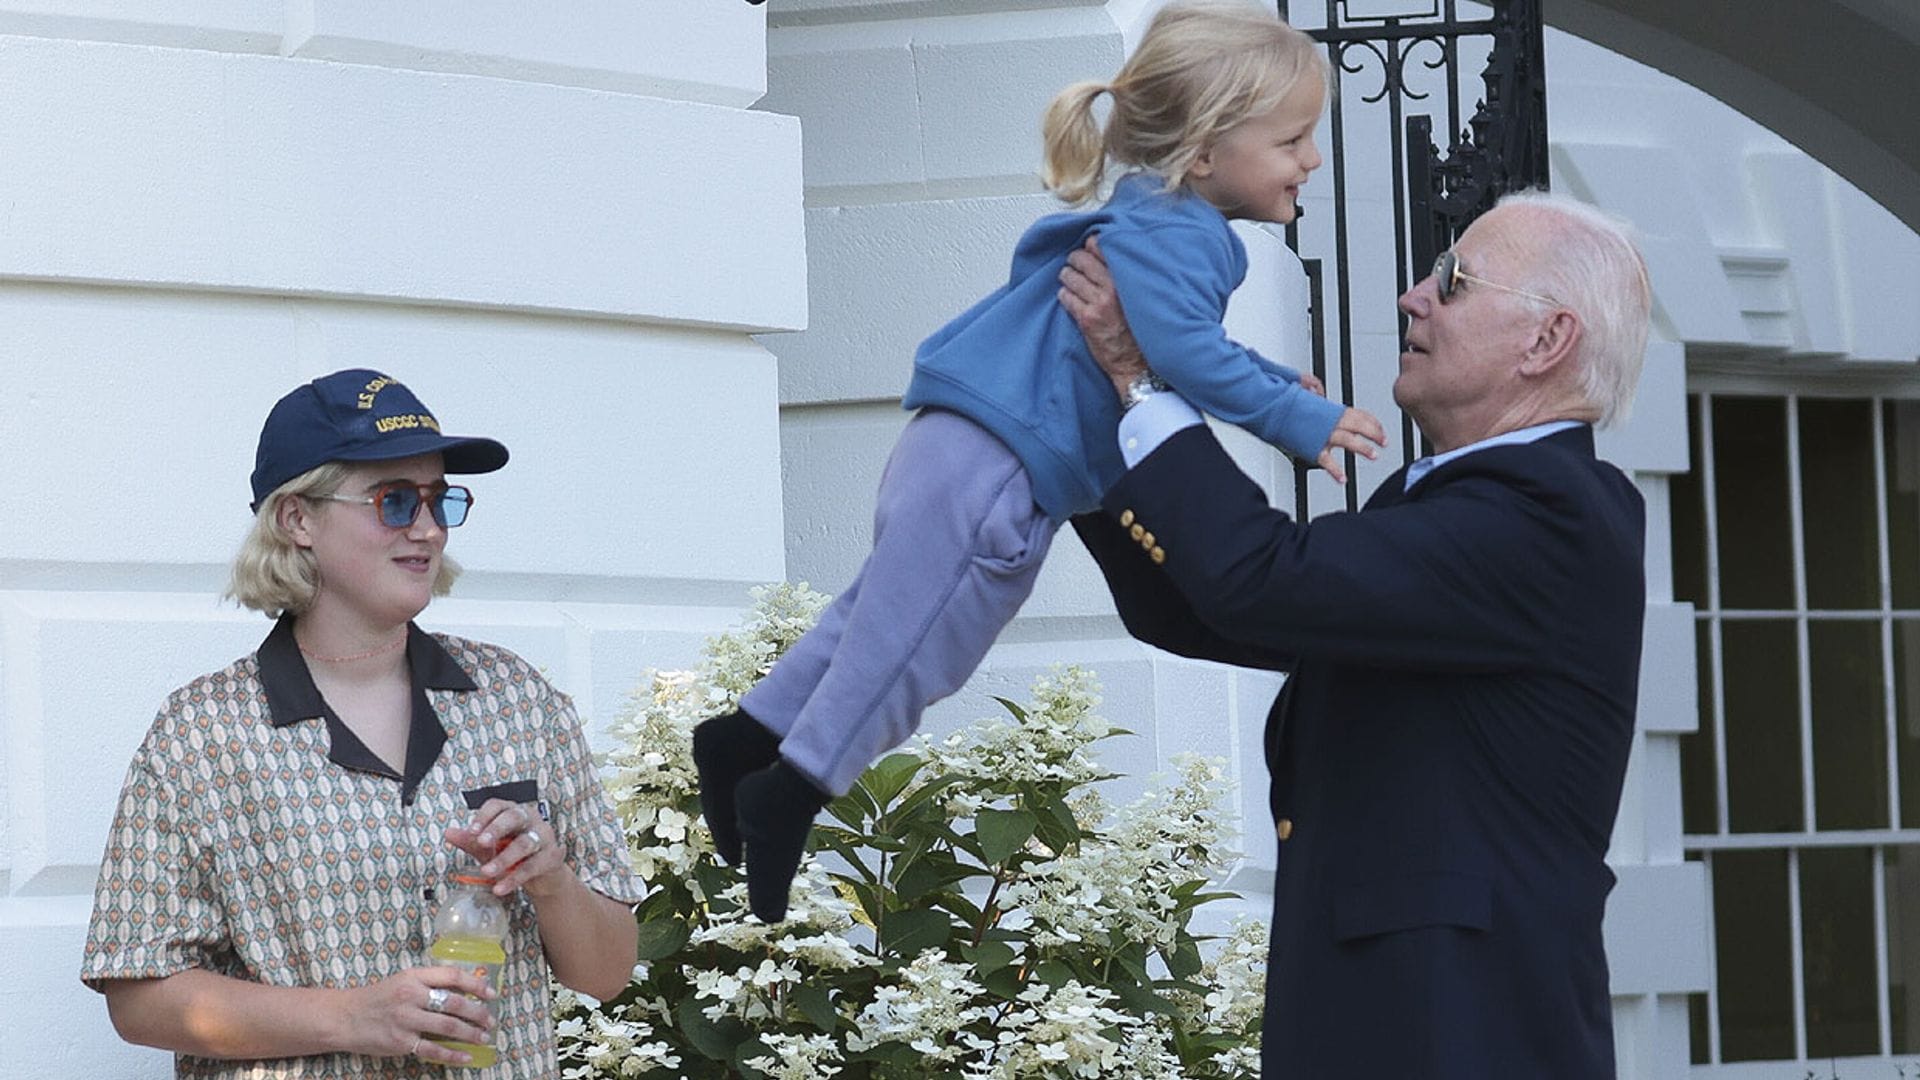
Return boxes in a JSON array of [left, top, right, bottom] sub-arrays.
[[0, 35, 805, 330], [0, 1, 278, 52], [285, 1, 769, 108]]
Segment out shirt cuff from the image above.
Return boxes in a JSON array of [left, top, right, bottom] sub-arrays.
[[1119, 392, 1204, 467]]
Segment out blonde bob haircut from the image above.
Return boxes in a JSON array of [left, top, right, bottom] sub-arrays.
[[1042, 0, 1328, 205], [225, 461, 461, 617]]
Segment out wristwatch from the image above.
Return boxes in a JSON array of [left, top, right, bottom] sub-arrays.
[[1123, 371, 1169, 411]]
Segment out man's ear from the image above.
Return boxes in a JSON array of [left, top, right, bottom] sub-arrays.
[[1518, 308, 1582, 379], [277, 495, 317, 549]]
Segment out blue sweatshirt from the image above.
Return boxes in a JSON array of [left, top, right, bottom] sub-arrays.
[[903, 172, 1344, 521]]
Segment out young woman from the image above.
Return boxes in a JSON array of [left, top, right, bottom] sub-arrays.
[[82, 369, 642, 1078]]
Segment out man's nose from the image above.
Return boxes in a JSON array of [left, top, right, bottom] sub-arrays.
[[1398, 275, 1435, 315]]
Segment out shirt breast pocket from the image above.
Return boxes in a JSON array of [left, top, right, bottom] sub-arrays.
[[461, 778, 541, 816]]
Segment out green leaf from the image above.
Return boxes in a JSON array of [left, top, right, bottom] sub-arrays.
[[893, 850, 973, 903], [1110, 944, 1150, 984], [1167, 933, 1204, 980], [859, 752, 926, 809], [791, 984, 838, 1031], [1114, 978, 1181, 1017], [992, 696, 1029, 722], [675, 995, 747, 1062], [981, 963, 1026, 1000], [1033, 959, 1074, 988], [973, 808, 1038, 866], [633, 917, 690, 962], [878, 907, 953, 960], [959, 939, 1017, 975]]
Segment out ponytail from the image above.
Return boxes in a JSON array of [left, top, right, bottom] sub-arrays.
[[1041, 80, 1109, 205]]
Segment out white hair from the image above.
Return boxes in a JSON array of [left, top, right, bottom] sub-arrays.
[[1493, 190, 1652, 428]]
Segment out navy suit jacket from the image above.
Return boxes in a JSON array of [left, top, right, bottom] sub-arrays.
[[1074, 423, 1645, 1080]]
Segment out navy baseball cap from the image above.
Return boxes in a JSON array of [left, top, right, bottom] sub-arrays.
[[249, 369, 510, 509]]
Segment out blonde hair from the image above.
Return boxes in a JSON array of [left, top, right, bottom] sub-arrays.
[[225, 462, 461, 617], [1042, 1, 1327, 205]]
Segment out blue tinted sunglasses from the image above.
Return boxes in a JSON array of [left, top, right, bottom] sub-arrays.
[[314, 482, 474, 529]]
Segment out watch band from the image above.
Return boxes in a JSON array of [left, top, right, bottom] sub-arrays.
[[1123, 372, 1170, 411]]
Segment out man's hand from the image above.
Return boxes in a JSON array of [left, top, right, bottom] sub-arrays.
[[1058, 235, 1148, 400], [1316, 406, 1389, 484]]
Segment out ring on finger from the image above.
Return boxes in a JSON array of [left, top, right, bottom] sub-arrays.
[[426, 987, 450, 1014], [525, 828, 542, 850], [408, 1034, 423, 1056]]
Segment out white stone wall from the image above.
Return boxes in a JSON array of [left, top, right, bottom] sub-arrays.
[[763, 3, 1920, 1079], [0, 4, 802, 1076]]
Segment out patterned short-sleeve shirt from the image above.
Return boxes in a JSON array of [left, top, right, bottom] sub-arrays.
[[81, 617, 645, 1079]]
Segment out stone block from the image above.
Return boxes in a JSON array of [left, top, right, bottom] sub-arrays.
[[285, 1, 768, 107], [0, 2, 277, 51], [0, 293, 788, 583], [912, 8, 1120, 187], [0, 35, 805, 330], [764, 21, 924, 191], [0, 593, 265, 893], [773, 194, 1051, 406], [1596, 340, 1689, 474], [1637, 602, 1698, 735], [1602, 860, 1710, 996], [0, 903, 170, 1078]]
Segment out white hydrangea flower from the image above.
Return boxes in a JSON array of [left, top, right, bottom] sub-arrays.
[[845, 949, 994, 1062], [743, 1032, 844, 1080]]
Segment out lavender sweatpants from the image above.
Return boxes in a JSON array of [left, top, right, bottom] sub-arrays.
[[741, 409, 1057, 796]]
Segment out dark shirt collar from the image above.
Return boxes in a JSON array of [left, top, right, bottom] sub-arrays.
[[256, 614, 477, 805]]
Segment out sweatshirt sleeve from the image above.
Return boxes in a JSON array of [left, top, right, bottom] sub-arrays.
[[1099, 219, 1343, 462]]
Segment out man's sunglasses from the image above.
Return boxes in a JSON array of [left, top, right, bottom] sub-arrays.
[[313, 483, 475, 529], [1432, 250, 1560, 308]]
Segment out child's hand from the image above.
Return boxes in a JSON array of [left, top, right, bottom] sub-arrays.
[[1298, 371, 1326, 397], [1315, 406, 1388, 485]]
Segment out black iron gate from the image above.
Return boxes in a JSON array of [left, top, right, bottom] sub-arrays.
[[1281, 0, 1549, 515]]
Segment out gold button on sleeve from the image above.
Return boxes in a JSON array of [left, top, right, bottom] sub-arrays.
[[1150, 546, 1166, 565], [1130, 524, 1145, 541], [1120, 509, 1136, 528], [1140, 531, 1155, 548], [1276, 818, 1293, 841]]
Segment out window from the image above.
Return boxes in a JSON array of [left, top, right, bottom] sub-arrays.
[[1676, 390, 1920, 1066]]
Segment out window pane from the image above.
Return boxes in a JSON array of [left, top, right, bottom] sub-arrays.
[[1893, 621, 1920, 829], [1803, 847, 1880, 1058], [1890, 845, 1920, 1053], [1724, 619, 1805, 833], [1887, 402, 1920, 609], [1715, 849, 1796, 1061], [1811, 620, 1889, 830], [1682, 620, 1720, 834], [1800, 399, 1880, 610], [1714, 397, 1796, 610], [1673, 394, 1709, 607]]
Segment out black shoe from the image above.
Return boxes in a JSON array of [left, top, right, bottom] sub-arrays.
[[692, 709, 781, 866], [736, 760, 830, 923]]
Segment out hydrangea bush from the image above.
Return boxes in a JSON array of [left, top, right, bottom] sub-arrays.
[[556, 583, 1265, 1079]]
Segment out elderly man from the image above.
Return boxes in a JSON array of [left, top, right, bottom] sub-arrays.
[[1059, 190, 1653, 1079]]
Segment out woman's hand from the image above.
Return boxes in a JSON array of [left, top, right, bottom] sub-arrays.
[[336, 965, 495, 1065], [446, 799, 572, 900]]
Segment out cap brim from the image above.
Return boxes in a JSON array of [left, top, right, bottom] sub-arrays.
[[333, 433, 510, 475]]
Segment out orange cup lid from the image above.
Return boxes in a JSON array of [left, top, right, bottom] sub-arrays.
[[451, 873, 494, 886]]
